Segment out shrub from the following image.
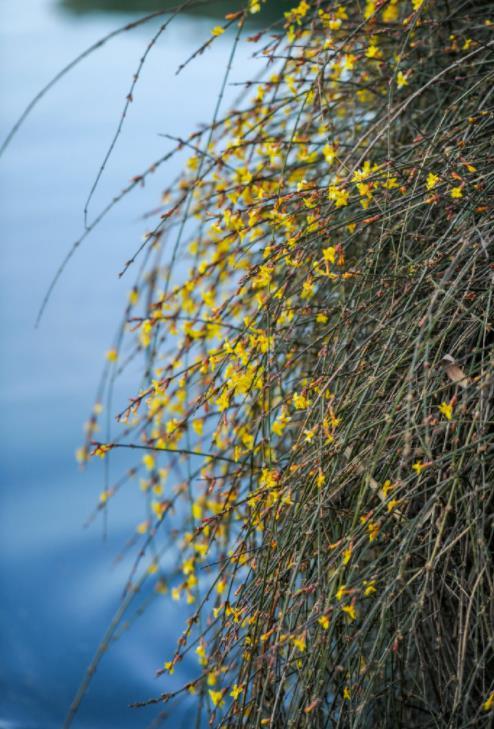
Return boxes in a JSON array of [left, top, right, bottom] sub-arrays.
[[7, 0, 494, 726]]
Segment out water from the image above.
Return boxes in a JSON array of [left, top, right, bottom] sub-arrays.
[[0, 2, 262, 726]]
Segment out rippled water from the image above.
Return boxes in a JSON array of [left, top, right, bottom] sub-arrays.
[[0, 2, 257, 726]]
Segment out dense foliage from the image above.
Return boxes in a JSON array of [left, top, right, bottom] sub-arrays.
[[15, 0, 494, 726]]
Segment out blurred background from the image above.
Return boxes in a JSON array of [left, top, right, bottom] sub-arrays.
[[0, 1, 287, 727]]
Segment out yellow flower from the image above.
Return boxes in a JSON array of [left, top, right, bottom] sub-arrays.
[[483, 692, 494, 712], [142, 454, 155, 471], [363, 579, 377, 596], [93, 443, 112, 458], [192, 419, 203, 435], [396, 71, 408, 88], [343, 54, 356, 71], [292, 634, 306, 652], [322, 143, 336, 164], [252, 264, 272, 289], [216, 389, 230, 412], [336, 584, 348, 601], [342, 604, 357, 621], [230, 683, 243, 700], [364, 1, 376, 20], [387, 498, 400, 513], [438, 401, 453, 421], [412, 461, 427, 475], [196, 641, 207, 666], [343, 686, 351, 700], [293, 392, 309, 410], [426, 172, 439, 190], [260, 468, 278, 489], [186, 155, 199, 171], [304, 427, 316, 443], [322, 246, 336, 263], [75, 446, 88, 463], [318, 615, 330, 630], [366, 44, 383, 60], [383, 0, 399, 22], [216, 579, 226, 595], [286, 75, 297, 95], [136, 520, 148, 535], [382, 176, 399, 190], [328, 184, 350, 207], [139, 320, 152, 348], [368, 521, 379, 542], [301, 278, 315, 299], [164, 661, 174, 674], [211, 26, 224, 37], [450, 185, 463, 198], [412, 0, 425, 9], [151, 500, 166, 518], [272, 411, 290, 435], [209, 689, 225, 708], [182, 557, 194, 576], [106, 349, 118, 362]]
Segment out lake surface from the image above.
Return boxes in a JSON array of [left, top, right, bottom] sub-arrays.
[[0, 2, 262, 726]]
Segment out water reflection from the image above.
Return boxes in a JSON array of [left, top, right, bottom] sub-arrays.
[[59, 0, 290, 22]]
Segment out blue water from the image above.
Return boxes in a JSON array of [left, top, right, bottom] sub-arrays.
[[0, 2, 254, 726]]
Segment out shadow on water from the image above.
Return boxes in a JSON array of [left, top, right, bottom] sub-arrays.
[[58, 0, 292, 23]]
